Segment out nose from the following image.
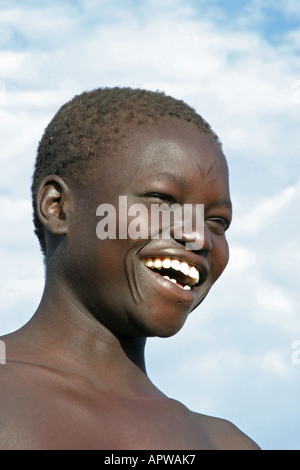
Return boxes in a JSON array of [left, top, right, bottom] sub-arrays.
[[169, 205, 213, 253], [173, 225, 213, 254]]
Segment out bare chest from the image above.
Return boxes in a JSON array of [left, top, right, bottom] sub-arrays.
[[1, 383, 210, 450]]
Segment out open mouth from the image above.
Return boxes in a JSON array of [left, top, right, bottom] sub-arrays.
[[141, 257, 201, 291]]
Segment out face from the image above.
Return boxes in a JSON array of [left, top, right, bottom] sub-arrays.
[[64, 119, 232, 338]]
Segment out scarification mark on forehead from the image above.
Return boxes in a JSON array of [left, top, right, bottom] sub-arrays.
[[195, 160, 227, 185]]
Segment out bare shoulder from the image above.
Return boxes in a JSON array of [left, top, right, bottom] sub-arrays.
[[194, 411, 260, 450], [0, 333, 59, 450], [0, 360, 28, 449]]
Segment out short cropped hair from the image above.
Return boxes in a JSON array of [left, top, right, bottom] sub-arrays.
[[31, 86, 221, 255]]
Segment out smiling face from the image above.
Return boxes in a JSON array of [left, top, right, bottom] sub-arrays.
[[62, 118, 232, 338]]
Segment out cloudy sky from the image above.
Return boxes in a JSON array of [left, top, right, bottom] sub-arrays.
[[1, 0, 299, 450]]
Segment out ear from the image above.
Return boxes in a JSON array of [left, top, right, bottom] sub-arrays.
[[37, 175, 71, 236]]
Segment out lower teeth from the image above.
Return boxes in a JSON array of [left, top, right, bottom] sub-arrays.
[[163, 275, 191, 290]]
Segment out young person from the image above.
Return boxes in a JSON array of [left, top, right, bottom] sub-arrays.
[[0, 87, 260, 450]]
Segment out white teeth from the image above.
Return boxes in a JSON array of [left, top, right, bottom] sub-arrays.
[[179, 262, 189, 276], [163, 275, 190, 290], [171, 259, 180, 271], [142, 257, 201, 287], [153, 258, 162, 269], [165, 276, 191, 290], [162, 258, 172, 269], [189, 266, 199, 283]]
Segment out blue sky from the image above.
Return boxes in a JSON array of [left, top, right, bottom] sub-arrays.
[[0, 0, 300, 450]]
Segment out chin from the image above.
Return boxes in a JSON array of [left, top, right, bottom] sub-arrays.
[[135, 306, 191, 339]]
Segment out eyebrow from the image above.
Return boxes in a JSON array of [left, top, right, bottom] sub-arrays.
[[145, 172, 232, 210], [153, 171, 188, 187]]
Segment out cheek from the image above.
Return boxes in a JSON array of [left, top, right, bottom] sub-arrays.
[[212, 237, 230, 281]]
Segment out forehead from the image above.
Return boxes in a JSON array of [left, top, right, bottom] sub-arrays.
[[83, 117, 229, 203], [78, 118, 231, 214], [115, 119, 228, 184]]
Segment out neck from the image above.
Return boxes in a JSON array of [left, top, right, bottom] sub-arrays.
[[16, 276, 153, 394]]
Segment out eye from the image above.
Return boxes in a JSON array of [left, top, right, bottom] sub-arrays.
[[144, 192, 176, 205], [206, 217, 230, 235]]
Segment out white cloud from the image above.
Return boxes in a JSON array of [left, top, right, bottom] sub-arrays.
[[0, 0, 299, 450], [253, 276, 295, 315], [0, 51, 30, 79], [227, 246, 257, 274], [233, 179, 300, 233], [261, 350, 288, 377], [0, 195, 31, 223]]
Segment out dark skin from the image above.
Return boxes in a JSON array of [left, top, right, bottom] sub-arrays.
[[0, 118, 260, 450]]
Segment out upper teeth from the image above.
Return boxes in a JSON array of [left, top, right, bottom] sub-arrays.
[[142, 257, 200, 284]]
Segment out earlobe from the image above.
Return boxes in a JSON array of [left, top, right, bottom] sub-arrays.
[[37, 175, 70, 236]]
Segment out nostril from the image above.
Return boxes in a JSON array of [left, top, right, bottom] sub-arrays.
[[174, 238, 209, 257], [197, 249, 209, 258]]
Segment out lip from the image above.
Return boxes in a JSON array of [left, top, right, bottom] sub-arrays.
[[139, 248, 209, 302]]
